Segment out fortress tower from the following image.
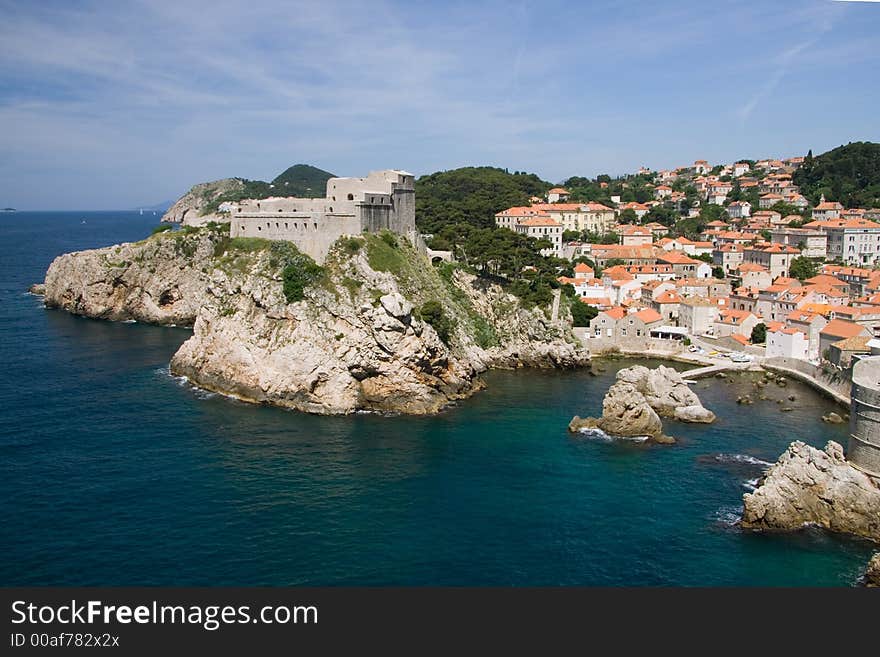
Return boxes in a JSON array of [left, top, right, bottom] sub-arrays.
[[229, 169, 415, 263], [848, 356, 880, 478]]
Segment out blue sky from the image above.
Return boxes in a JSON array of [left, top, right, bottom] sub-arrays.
[[0, 0, 878, 210]]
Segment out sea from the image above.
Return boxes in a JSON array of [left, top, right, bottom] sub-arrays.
[[0, 211, 875, 586]]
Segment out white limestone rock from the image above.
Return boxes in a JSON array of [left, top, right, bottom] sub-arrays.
[[161, 178, 245, 226], [616, 365, 716, 423], [41, 228, 589, 415], [742, 440, 880, 542], [569, 380, 664, 439]]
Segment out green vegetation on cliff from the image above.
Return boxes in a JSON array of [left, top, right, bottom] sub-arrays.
[[793, 142, 880, 208]]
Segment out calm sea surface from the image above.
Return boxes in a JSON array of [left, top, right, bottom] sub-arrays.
[[0, 211, 874, 585]]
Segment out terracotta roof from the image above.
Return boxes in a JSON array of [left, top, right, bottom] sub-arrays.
[[654, 291, 682, 304], [620, 225, 652, 235], [548, 187, 569, 194], [787, 310, 820, 323], [806, 218, 880, 229], [496, 206, 541, 217], [718, 309, 755, 325], [633, 308, 663, 323], [820, 318, 869, 339], [729, 334, 750, 345], [657, 251, 701, 265], [681, 296, 718, 307], [804, 274, 847, 287], [574, 262, 594, 274], [519, 216, 560, 227], [831, 335, 871, 351], [602, 307, 627, 320]]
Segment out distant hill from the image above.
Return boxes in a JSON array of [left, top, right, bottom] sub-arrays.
[[415, 166, 552, 234], [793, 141, 880, 208], [137, 200, 173, 212]]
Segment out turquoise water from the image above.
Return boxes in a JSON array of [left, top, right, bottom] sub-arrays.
[[0, 212, 875, 585]]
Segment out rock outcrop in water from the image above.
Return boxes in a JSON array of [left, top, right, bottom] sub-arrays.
[[569, 380, 664, 439], [40, 225, 588, 415], [568, 364, 714, 444], [741, 440, 880, 542], [616, 365, 716, 423]]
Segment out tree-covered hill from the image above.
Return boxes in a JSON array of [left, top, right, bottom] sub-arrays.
[[271, 164, 336, 197], [415, 167, 552, 233], [793, 142, 880, 208]]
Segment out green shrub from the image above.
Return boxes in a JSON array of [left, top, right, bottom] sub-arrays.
[[472, 315, 499, 348], [380, 230, 398, 248], [282, 255, 324, 303], [570, 299, 598, 327], [366, 234, 405, 274], [419, 300, 455, 344], [340, 236, 364, 254], [151, 223, 173, 235]]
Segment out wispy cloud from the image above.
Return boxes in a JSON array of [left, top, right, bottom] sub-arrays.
[[0, 0, 878, 209]]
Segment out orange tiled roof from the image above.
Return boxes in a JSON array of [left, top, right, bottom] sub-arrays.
[[820, 318, 868, 339], [634, 308, 663, 323]]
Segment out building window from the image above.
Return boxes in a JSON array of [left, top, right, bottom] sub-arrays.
[[347, 193, 354, 201]]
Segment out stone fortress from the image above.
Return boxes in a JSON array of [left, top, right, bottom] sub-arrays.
[[229, 169, 416, 263]]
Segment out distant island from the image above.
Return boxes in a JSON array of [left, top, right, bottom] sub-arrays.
[[1, 208, 16, 212]]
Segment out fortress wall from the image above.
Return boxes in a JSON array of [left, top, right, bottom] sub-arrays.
[[849, 356, 880, 478], [230, 212, 361, 264]]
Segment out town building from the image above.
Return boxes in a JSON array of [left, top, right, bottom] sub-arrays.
[[819, 319, 871, 361], [547, 187, 570, 203], [806, 217, 880, 266], [514, 215, 564, 258], [679, 296, 721, 336], [766, 326, 810, 360], [769, 227, 827, 259], [743, 244, 799, 279]]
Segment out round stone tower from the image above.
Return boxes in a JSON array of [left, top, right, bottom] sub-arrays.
[[848, 356, 880, 478]]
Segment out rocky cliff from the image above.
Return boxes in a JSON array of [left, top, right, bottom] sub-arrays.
[[741, 441, 880, 542], [161, 178, 245, 226], [41, 225, 588, 414]]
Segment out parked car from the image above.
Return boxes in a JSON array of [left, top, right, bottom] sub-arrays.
[[730, 353, 753, 363]]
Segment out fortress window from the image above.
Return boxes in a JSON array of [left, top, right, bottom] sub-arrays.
[[257, 226, 261, 231], [314, 223, 318, 229], [347, 193, 354, 200], [285, 223, 288, 229], [329, 207, 333, 212], [278, 209, 283, 212], [332, 196, 336, 201], [276, 223, 279, 228]]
